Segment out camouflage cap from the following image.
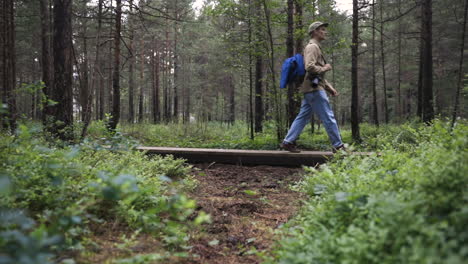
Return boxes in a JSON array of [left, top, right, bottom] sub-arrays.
[[308, 21, 329, 35]]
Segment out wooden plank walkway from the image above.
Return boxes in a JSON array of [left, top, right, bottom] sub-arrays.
[[137, 146, 335, 166]]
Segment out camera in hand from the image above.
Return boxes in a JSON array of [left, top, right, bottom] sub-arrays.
[[311, 76, 321, 87]]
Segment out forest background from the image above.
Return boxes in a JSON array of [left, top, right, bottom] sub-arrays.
[[1, 0, 468, 263], [1, 0, 466, 142]]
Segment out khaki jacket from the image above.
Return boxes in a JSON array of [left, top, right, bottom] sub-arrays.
[[299, 39, 334, 94]]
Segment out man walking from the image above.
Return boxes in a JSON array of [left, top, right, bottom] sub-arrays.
[[281, 21, 345, 153]]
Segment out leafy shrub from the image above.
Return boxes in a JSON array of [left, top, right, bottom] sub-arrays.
[[0, 123, 204, 262], [0, 209, 60, 264], [119, 120, 343, 151], [268, 120, 468, 264]]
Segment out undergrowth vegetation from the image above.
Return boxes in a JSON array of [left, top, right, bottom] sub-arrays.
[[0, 124, 208, 264], [114, 120, 426, 152], [267, 120, 468, 263], [1, 119, 466, 263], [115, 121, 352, 151]]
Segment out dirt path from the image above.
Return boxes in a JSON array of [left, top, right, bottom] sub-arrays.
[[67, 163, 303, 263], [184, 164, 304, 264]]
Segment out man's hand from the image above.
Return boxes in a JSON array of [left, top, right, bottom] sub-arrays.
[[327, 87, 339, 97], [323, 64, 332, 72]]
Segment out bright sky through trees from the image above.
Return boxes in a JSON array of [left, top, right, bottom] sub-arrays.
[[192, 0, 354, 14]]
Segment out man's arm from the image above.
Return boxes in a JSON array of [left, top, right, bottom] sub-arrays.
[[324, 80, 339, 96]]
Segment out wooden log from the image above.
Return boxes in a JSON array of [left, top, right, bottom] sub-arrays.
[[137, 147, 336, 167]]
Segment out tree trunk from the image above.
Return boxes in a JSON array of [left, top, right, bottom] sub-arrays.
[[108, 0, 121, 131], [173, 0, 179, 121], [371, 0, 379, 126], [152, 39, 160, 123], [262, 0, 281, 139], [248, 0, 254, 139], [1, 0, 17, 133], [107, 27, 113, 119], [396, 0, 402, 121], [82, 0, 103, 138], [45, 0, 73, 140], [254, 58, 263, 133], [286, 0, 295, 125], [294, 0, 304, 54], [351, 0, 361, 142], [420, 0, 434, 123], [254, 1, 263, 133], [138, 38, 144, 123], [96, 0, 104, 121], [39, 0, 52, 124], [286, 0, 294, 57], [379, 0, 388, 123], [417, 42, 423, 118], [183, 57, 190, 124], [80, 24, 90, 123], [164, 17, 170, 122], [291, 0, 304, 129], [452, 0, 468, 128], [229, 77, 235, 124], [128, 0, 135, 123]]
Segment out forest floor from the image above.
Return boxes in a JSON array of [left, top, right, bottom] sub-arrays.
[[182, 163, 304, 264], [72, 164, 304, 264]]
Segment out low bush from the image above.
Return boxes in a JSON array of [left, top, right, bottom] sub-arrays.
[[0, 124, 204, 263], [268, 120, 468, 264]]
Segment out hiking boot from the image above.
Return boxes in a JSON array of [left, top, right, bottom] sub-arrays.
[[332, 144, 347, 153], [280, 142, 301, 153]]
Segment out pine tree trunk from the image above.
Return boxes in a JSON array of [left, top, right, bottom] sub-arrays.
[[81, 0, 102, 138], [254, 1, 263, 133], [128, 0, 135, 124], [1, 0, 17, 132], [108, 0, 121, 131], [286, 0, 295, 125], [39, 0, 52, 124], [351, 0, 361, 142], [152, 39, 160, 123], [254, 59, 263, 133], [107, 28, 113, 118], [262, 0, 281, 138], [295, 0, 305, 133], [138, 38, 144, 123], [379, 0, 388, 123], [452, 0, 468, 128], [420, 0, 434, 123], [230, 75, 235, 124], [173, 0, 179, 121], [164, 18, 170, 122], [248, 0, 254, 139], [294, 0, 304, 54], [417, 42, 423, 118], [183, 57, 190, 124], [80, 24, 90, 123], [96, 0, 104, 121], [371, 0, 379, 126], [397, 0, 402, 122], [46, 0, 73, 140]]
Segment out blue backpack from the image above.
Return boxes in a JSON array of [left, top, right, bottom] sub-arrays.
[[279, 53, 305, 89]]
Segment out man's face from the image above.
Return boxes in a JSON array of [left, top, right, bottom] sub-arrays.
[[314, 26, 327, 41]]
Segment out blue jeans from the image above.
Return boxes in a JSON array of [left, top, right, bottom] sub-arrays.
[[284, 90, 343, 148]]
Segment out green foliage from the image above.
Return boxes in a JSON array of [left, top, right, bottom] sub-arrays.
[[118, 120, 425, 152], [119, 120, 344, 151], [268, 120, 468, 264], [0, 209, 60, 264], [0, 123, 205, 262]]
